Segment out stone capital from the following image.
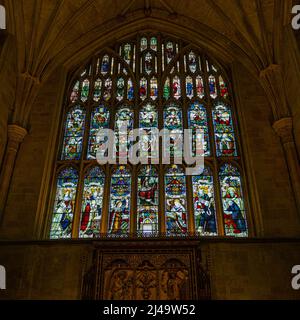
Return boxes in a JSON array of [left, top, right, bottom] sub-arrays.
[[7, 124, 28, 145], [272, 117, 293, 144]]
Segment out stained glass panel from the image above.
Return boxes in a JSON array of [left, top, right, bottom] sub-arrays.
[[188, 51, 197, 73], [116, 77, 125, 101], [212, 102, 237, 156], [50, 167, 78, 239], [103, 78, 112, 101], [186, 76, 194, 99], [139, 104, 158, 159], [164, 104, 183, 157], [61, 106, 85, 160], [196, 76, 204, 99], [70, 80, 79, 103], [80, 167, 105, 238], [219, 75, 229, 99], [165, 165, 187, 235], [93, 78, 102, 102], [109, 166, 131, 235], [163, 78, 170, 100], [192, 167, 217, 236], [150, 77, 158, 100], [127, 78, 134, 100], [137, 165, 159, 235], [188, 102, 210, 156], [115, 106, 134, 158], [150, 37, 157, 51], [140, 37, 147, 51], [220, 164, 247, 237], [101, 55, 110, 75], [81, 79, 90, 102], [123, 43, 131, 64], [165, 41, 175, 64], [172, 76, 181, 99], [88, 105, 110, 159], [139, 77, 147, 100], [209, 75, 217, 99]]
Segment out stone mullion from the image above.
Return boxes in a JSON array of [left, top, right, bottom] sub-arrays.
[[203, 54, 225, 237], [155, 35, 165, 235], [71, 161, 85, 239], [100, 164, 110, 234], [180, 50, 195, 234], [130, 165, 137, 235]]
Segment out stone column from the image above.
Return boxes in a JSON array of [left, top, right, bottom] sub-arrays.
[[0, 124, 27, 221], [273, 118, 300, 213]]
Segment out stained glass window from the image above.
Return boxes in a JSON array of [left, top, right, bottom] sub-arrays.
[[139, 104, 158, 159], [61, 105, 86, 160], [109, 166, 131, 235], [219, 164, 247, 237], [212, 102, 237, 157], [165, 165, 187, 235], [115, 106, 134, 158], [87, 105, 110, 160], [137, 165, 159, 235], [50, 167, 78, 239], [53, 34, 248, 239], [80, 167, 105, 238], [192, 167, 217, 236], [188, 102, 210, 156], [164, 104, 183, 157]]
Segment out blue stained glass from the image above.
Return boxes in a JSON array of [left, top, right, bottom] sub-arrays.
[[61, 106, 85, 160], [127, 78, 134, 100], [101, 55, 110, 74], [192, 167, 217, 236], [50, 167, 78, 239], [219, 164, 247, 237], [212, 102, 237, 157], [80, 167, 105, 238], [109, 166, 131, 235]]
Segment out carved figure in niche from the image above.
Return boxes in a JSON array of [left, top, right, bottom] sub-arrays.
[[161, 269, 188, 300], [109, 269, 133, 300]]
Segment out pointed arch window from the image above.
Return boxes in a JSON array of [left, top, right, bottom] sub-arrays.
[[49, 34, 250, 239]]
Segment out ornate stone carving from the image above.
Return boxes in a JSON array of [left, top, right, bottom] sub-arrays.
[[82, 244, 211, 300], [272, 117, 293, 144]]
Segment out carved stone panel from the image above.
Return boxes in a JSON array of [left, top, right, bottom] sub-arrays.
[[82, 243, 211, 300]]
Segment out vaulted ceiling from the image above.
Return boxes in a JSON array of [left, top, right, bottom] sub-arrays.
[[1, 0, 296, 126], [4, 0, 293, 80]]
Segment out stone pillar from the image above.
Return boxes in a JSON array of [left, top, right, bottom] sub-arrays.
[[273, 118, 300, 213], [0, 124, 27, 221]]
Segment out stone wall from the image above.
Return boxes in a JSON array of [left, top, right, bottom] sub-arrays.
[[0, 239, 299, 300]]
